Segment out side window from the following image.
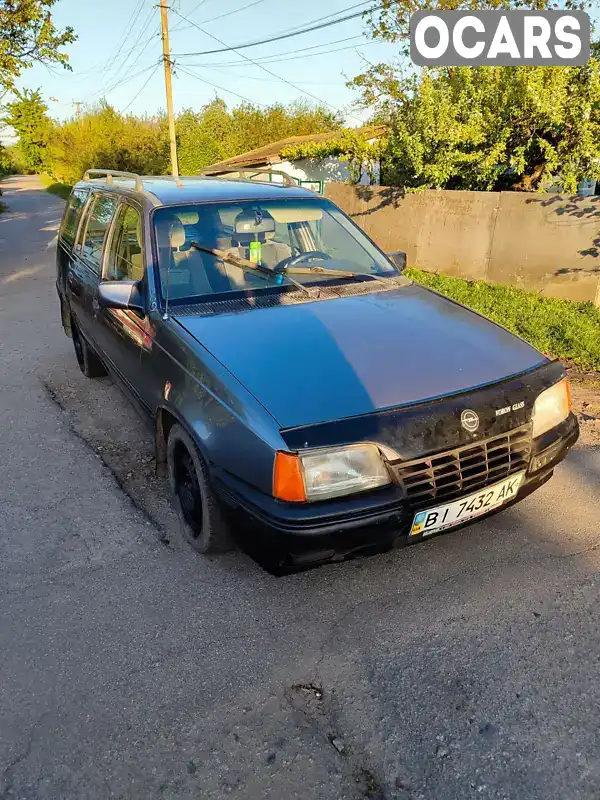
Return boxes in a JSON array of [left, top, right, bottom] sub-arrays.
[[81, 195, 118, 272], [60, 189, 89, 246], [106, 205, 144, 282]]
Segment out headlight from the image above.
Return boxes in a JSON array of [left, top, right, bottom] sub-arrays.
[[532, 379, 572, 438], [273, 444, 391, 502]]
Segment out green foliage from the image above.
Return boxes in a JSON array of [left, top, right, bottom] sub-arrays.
[[376, 63, 600, 192], [39, 173, 72, 199], [0, 143, 15, 176], [3, 88, 52, 172], [47, 102, 170, 185], [281, 130, 385, 184], [19, 95, 341, 184], [362, 0, 591, 51], [351, 0, 599, 192], [177, 98, 341, 175], [407, 268, 600, 371], [0, 0, 75, 92]]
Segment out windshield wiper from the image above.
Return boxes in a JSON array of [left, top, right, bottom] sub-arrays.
[[285, 265, 389, 284], [190, 242, 317, 298]]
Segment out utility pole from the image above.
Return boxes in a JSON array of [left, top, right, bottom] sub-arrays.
[[160, 0, 179, 177], [73, 101, 83, 119]]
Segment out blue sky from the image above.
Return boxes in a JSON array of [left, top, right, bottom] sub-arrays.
[[17, 0, 399, 127]]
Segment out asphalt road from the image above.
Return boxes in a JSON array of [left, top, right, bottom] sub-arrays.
[[1, 175, 600, 800]]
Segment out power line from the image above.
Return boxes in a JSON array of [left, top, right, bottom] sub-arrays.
[[70, 31, 160, 79], [182, 40, 379, 69], [171, 0, 211, 30], [105, 7, 157, 92], [264, 1, 373, 38], [174, 0, 267, 29], [200, 66, 345, 85], [96, 0, 146, 86], [171, 4, 379, 57], [171, 8, 361, 122], [90, 62, 160, 103], [176, 64, 266, 106], [179, 34, 366, 68], [121, 63, 161, 112]]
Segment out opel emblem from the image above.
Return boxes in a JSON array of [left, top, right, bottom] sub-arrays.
[[461, 409, 480, 433]]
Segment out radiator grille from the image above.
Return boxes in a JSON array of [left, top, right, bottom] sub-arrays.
[[390, 425, 532, 508]]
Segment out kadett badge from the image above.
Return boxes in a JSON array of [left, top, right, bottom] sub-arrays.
[[461, 409, 480, 433]]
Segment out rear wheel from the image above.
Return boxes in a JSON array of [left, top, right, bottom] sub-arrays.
[[167, 424, 233, 554], [72, 323, 106, 378]]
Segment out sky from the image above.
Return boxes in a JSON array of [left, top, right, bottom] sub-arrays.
[[15, 0, 400, 130]]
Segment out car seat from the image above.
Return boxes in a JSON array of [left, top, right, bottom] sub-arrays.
[[157, 216, 213, 298]]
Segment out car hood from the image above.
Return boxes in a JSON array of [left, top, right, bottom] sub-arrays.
[[174, 285, 546, 429]]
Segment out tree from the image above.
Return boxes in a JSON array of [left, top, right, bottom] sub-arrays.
[[350, 1, 599, 191], [3, 87, 52, 172], [176, 98, 341, 175], [47, 102, 170, 184], [376, 63, 600, 192], [0, 0, 75, 93]]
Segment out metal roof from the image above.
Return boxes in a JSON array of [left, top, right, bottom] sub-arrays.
[[208, 125, 388, 170], [75, 175, 315, 206]]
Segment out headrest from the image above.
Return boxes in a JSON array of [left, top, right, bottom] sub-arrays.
[[169, 220, 185, 250]]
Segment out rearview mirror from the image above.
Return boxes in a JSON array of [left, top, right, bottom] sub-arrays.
[[387, 251, 407, 271], [98, 281, 145, 314], [234, 209, 276, 235]]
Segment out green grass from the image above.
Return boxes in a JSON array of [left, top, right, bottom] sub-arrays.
[[406, 268, 600, 373], [39, 174, 72, 201]]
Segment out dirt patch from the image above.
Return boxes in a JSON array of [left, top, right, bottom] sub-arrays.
[[42, 360, 180, 549], [565, 365, 600, 448]]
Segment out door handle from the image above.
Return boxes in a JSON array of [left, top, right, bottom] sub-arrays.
[[67, 275, 83, 297], [92, 297, 100, 313]]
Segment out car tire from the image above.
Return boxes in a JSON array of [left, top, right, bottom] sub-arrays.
[[72, 323, 107, 378], [167, 424, 234, 554]]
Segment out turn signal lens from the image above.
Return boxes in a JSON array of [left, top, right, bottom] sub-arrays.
[[273, 451, 306, 502]]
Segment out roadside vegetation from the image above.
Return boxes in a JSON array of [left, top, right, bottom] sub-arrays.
[[407, 268, 600, 373], [39, 173, 71, 200]]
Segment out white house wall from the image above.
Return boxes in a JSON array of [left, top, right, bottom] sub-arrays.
[[277, 157, 380, 187]]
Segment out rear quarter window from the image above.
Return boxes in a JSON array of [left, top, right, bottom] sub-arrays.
[[81, 195, 119, 272], [60, 189, 89, 246]]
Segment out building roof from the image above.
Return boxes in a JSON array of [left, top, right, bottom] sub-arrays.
[[75, 175, 315, 206], [208, 125, 388, 170]]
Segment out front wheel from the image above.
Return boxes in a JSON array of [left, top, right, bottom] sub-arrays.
[[167, 424, 233, 555], [72, 323, 106, 378]]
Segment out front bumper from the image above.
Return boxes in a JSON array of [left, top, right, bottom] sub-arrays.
[[215, 413, 579, 572]]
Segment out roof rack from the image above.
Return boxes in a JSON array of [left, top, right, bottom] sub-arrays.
[[83, 169, 144, 192], [197, 167, 299, 187]]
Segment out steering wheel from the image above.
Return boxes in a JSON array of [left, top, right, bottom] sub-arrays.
[[276, 250, 332, 272]]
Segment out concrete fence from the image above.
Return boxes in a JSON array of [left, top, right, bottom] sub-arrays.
[[326, 184, 600, 307]]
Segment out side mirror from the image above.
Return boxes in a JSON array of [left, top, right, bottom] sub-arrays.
[[98, 281, 145, 314], [387, 251, 407, 272]]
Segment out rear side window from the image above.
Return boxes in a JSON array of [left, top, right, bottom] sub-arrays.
[[81, 195, 118, 272], [60, 189, 88, 246], [105, 205, 144, 282]]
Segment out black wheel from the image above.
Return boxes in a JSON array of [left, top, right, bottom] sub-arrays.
[[167, 424, 233, 554], [72, 324, 106, 378]]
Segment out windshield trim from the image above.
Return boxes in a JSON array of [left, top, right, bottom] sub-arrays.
[[149, 197, 400, 309]]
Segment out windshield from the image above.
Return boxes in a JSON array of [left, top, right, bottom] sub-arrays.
[[152, 197, 397, 302]]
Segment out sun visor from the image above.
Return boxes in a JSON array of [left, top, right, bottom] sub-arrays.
[[266, 206, 323, 223]]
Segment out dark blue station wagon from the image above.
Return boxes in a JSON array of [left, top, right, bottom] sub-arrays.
[[56, 169, 579, 573]]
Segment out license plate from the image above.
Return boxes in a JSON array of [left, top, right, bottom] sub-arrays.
[[409, 472, 525, 538]]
